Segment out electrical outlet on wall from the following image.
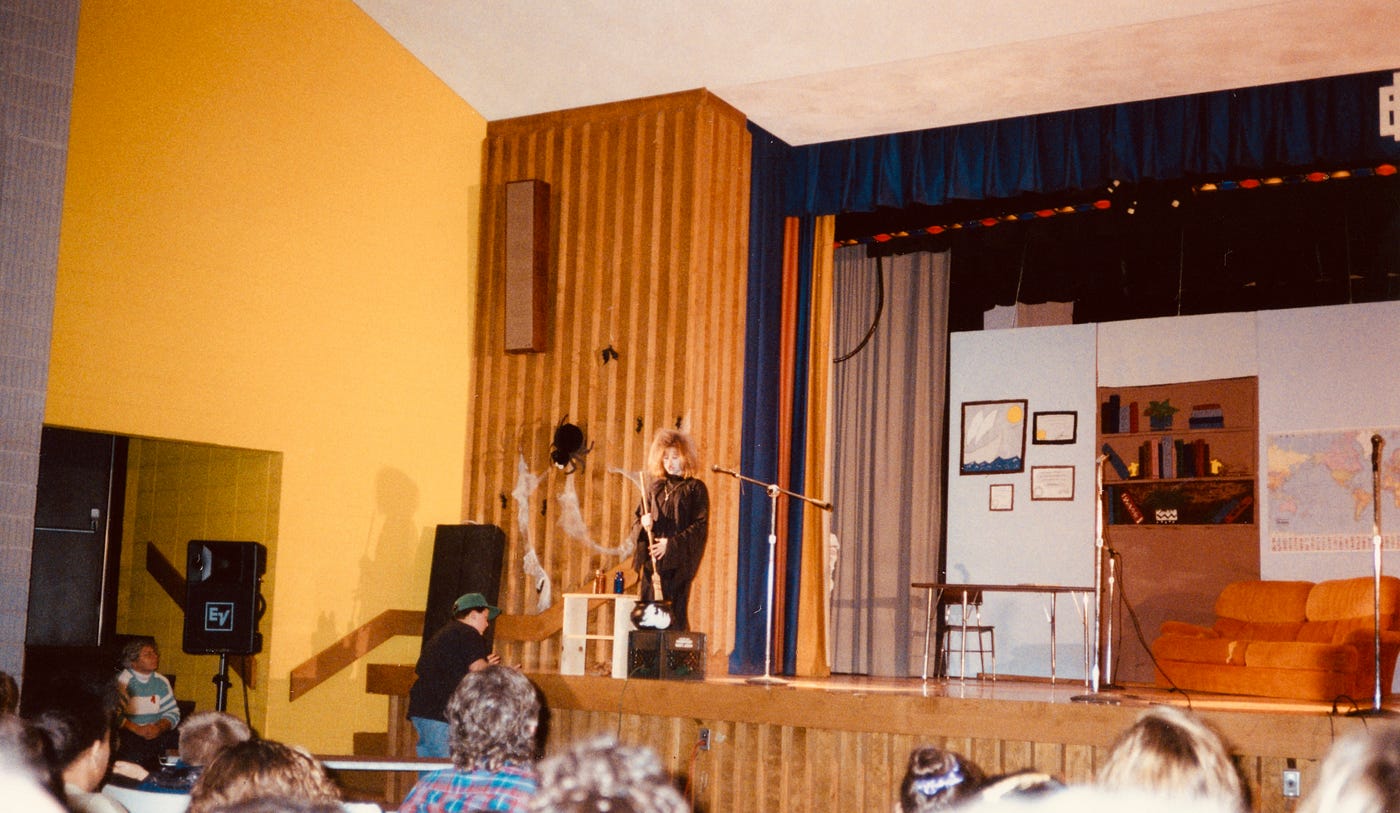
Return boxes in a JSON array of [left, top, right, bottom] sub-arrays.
[[1282, 768, 1301, 798]]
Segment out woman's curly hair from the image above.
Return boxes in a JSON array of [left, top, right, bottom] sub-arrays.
[[189, 739, 340, 813], [446, 666, 541, 771]]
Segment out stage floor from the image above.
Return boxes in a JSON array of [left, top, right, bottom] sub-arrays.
[[700, 672, 1380, 716]]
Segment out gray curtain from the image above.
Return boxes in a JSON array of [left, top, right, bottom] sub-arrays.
[[829, 248, 950, 676]]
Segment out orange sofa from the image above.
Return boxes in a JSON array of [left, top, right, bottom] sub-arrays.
[[1151, 576, 1400, 702]]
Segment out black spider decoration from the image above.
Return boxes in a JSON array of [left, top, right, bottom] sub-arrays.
[[550, 415, 593, 473]]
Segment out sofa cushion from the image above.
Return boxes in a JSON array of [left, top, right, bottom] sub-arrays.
[[1214, 617, 1304, 641], [1297, 617, 1377, 644], [1306, 575, 1400, 627], [1214, 580, 1312, 624], [1159, 620, 1215, 638], [1152, 635, 1241, 666], [1244, 640, 1358, 673]]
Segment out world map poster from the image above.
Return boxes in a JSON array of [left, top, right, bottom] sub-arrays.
[[1266, 428, 1400, 552]]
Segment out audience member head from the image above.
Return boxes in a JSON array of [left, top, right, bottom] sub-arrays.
[[1095, 705, 1246, 812], [528, 734, 687, 813], [120, 636, 161, 672], [0, 712, 63, 801], [195, 798, 344, 813], [446, 665, 541, 772], [179, 711, 254, 767], [0, 738, 66, 813], [1297, 725, 1400, 813], [26, 689, 119, 794], [189, 738, 340, 813], [899, 744, 986, 812], [0, 670, 18, 716]]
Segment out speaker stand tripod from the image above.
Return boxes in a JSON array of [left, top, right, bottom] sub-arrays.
[[1348, 434, 1396, 718], [212, 653, 232, 712], [1073, 455, 1120, 705], [711, 465, 832, 686]]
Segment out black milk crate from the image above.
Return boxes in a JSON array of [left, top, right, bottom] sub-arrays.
[[627, 630, 706, 680]]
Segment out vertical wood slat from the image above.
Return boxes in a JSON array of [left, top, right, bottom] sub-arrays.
[[472, 91, 750, 672]]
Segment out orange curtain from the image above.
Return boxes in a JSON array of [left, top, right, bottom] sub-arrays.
[[794, 215, 835, 676]]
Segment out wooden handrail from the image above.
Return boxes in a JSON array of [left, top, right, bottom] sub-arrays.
[[289, 609, 423, 701], [288, 573, 640, 701], [145, 543, 255, 687]]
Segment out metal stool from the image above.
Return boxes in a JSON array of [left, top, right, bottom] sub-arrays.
[[938, 588, 996, 679]]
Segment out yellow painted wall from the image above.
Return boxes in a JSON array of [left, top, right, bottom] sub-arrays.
[[50, 0, 486, 751]]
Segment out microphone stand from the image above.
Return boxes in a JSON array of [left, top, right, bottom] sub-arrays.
[[712, 465, 833, 686], [1349, 434, 1395, 717], [1073, 455, 1120, 704]]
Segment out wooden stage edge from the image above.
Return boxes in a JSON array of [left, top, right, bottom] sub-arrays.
[[367, 664, 1391, 812], [529, 671, 1382, 757]]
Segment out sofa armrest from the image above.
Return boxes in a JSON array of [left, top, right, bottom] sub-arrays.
[[1159, 620, 1217, 638]]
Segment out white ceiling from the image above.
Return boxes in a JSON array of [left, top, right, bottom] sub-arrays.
[[352, 0, 1398, 146]]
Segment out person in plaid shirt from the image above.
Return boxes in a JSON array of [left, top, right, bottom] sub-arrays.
[[399, 666, 540, 813]]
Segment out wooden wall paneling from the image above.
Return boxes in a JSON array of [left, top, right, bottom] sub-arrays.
[[473, 92, 750, 674], [1063, 741, 1098, 784]]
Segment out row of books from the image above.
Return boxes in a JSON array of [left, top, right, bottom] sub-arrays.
[[1188, 403, 1225, 428], [1102, 438, 1212, 479], [1109, 489, 1254, 525], [1100, 395, 1141, 433], [1100, 394, 1228, 433]]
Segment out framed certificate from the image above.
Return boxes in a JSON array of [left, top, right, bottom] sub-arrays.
[[1030, 465, 1075, 501], [1032, 411, 1077, 445]]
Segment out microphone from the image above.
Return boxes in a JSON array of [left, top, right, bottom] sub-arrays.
[[711, 464, 739, 477], [1373, 434, 1384, 473]]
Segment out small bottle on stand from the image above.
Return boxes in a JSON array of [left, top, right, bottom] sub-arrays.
[[613, 571, 625, 594], [593, 569, 606, 593]]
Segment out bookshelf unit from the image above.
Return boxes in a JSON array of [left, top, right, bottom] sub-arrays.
[[1095, 376, 1259, 684], [1098, 376, 1257, 527]]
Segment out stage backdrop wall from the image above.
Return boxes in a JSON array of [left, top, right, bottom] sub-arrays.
[[946, 324, 1099, 681], [950, 300, 1400, 687]]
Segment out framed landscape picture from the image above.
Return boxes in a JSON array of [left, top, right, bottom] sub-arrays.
[[960, 399, 1028, 475]]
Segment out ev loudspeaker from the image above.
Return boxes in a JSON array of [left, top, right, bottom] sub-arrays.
[[183, 540, 266, 655], [421, 524, 506, 653], [503, 179, 549, 353]]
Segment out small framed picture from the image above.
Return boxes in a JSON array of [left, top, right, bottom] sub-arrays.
[[989, 483, 1014, 511], [1030, 466, 1076, 501], [1032, 411, 1077, 445]]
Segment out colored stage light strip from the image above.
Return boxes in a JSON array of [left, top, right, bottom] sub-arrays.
[[1193, 163, 1397, 193], [836, 198, 1113, 247]]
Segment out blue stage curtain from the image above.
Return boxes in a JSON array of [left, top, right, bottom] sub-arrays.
[[731, 123, 790, 675], [785, 70, 1400, 217]]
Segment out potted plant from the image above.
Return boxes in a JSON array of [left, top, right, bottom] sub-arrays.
[[1145, 399, 1179, 431]]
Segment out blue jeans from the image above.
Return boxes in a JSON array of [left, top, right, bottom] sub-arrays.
[[409, 716, 450, 759]]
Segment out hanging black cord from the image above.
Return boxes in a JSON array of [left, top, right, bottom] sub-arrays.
[[834, 254, 885, 364]]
